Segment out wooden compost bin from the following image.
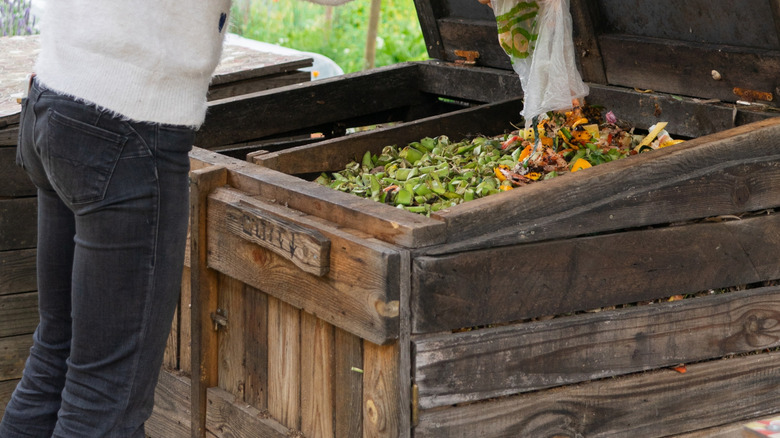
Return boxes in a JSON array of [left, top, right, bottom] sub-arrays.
[[151, 1, 780, 437]]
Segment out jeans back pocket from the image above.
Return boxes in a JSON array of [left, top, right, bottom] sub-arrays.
[[44, 108, 128, 205]]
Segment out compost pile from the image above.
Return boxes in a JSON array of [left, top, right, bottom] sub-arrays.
[[315, 104, 685, 215]]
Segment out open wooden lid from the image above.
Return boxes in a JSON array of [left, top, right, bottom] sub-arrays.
[[414, 0, 780, 106]]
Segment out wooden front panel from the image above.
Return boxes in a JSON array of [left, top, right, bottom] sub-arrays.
[[413, 286, 780, 409], [415, 350, 780, 437], [0, 147, 35, 197], [0, 198, 36, 252], [413, 213, 780, 334]]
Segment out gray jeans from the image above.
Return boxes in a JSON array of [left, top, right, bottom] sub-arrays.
[[0, 79, 193, 437]]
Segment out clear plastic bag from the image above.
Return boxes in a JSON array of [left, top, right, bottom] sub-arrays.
[[491, 0, 589, 128]]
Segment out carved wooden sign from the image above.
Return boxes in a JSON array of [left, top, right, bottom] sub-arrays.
[[224, 200, 330, 276]]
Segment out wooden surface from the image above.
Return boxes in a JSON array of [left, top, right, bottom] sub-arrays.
[[413, 212, 780, 333], [0, 197, 37, 251], [206, 387, 292, 438], [0, 292, 38, 338], [415, 350, 780, 438], [267, 297, 301, 430], [0, 35, 311, 122], [205, 187, 403, 345], [0, 249, 36, 295], [0, 334, 31, 381], [0, 378, 19, 419], [414, 286, 780, 409], [0, 147, 35, 197], [147, 371, 192, 438]]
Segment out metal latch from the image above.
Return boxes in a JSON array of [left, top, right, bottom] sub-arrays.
[[211, 308, 228, 332], [454, 50, 480, 66]]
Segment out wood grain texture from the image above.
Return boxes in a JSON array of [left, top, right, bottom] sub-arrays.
[[267, 297, 301, 430], [415, 351, 780, 438], [179, 267, 192, 375], [333, 327, 364, 438], [569, 0, 607, 84], [0, 127, 19, 146], [243, 285, 269, 410], [0, 292, 38, 337], [300, 312, 335, 438], [413, 212, 780, 334], [0, 379, 19, 420], [415, 61, 523, 105], [207, 71, 310, 102], [363, 341, 403, 438], [430, 117, 780, 253], [189, 165, 228, 438], [0, 147, 35, 196], [0, 334, 32, 381], [196, 64, 424, 148], [189, 147, 446, 249], [147, 370, 192, 438], [206, 187, 402, 345], [0, 197, 36, 251], [414, 286, 780, 409], [0, 249, 36, 296], [205, 387, 292, 438], [216, 275, 246, 400]]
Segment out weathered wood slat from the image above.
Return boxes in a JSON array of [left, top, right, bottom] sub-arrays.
[[196, 64, 423, 148], [267, 297, 301, 430], [415, 61, 523, 103], [413, 213, 780, 334], [189, 148, 446, 249], [430, 117, 780, 253], [364, 341, 405, 438], [253, 98, 523, 175], [414, 286, 780, 409], [0, 334, 32, 381], [0, 197, 37, 252], [206, 386, 293, 438], [216, 275, 246, 400], [207, 71, 310, 102], [189, 165, 228, 438], [0, 147, 35, 197], [0, 249, 36, 296], [179, 267, 192, 374], [0, 292, 38, 338], [0, 127, 19, 146], [600, 34, 780, 106], [333, 328, 364, 438], [415, 351, 780, 438], [570, 0, 607, 84], [300, 312, 335, 438], [206, 187, 402, 345], [0, 378, 20, 419], [436, 18, 511, 70], [147, 370, 192, 438], [243, 285, 268, 410]]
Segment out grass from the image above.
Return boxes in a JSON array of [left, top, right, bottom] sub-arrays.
[[229, 0, 430, 74]]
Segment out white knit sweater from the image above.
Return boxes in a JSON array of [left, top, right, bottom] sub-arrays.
[[35, 0, 231, 127]]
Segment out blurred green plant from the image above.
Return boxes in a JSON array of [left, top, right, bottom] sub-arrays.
[[230, 0, 429, 74], [1, 0, 38, 36]]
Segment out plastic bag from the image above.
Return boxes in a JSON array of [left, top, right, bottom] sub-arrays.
[[491, 0, 589, 128]]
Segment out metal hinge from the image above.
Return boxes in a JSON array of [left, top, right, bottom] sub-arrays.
[[211, 308, 228, 332], [454, 50, 480, 66]]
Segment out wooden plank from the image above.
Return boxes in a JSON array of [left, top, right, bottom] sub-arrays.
[[0, 147, 35, 196], [0, 249, 36, 296], [147, 370, 192, 438], [163, 296, 179, 370], [415, 61, 523, 103], [207, 71, 310, 102], [0, 127, 19, 147], [253, 98, 524, 175], [0, 291, 38, 337], [300, 312, 335, 438], [430, 117, 780, 253], [413, 213, 780, 334], [223, 199, 330, 276], [436, 18, 512, 70], [414, 286, 780, 409], [0, 379, 20, 419], [196, 64, 424, 148], [205, 386, 292, 438], [363, 341, 404, 438], [267, 297, 301, 431], [189, 147, 446, 249], [413, 0, 446, 61], [600, 35, 780, 106], [0, 334, 32, 381], [206, 188, 402, 345], [216, 274, 246, 400], [0, 197, 37, 252], [569, 0, 607, 84], [189, 165, 228, 438], [179, 267, 192, 374], [333, 328, 364, 438], [415, 351, 780, 438], [243, 285, 268, 410]]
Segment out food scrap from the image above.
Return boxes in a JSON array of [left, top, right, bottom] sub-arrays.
[[315, 104, 685, 215]]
